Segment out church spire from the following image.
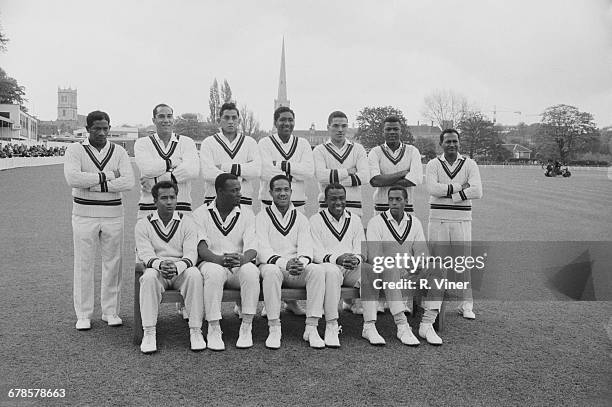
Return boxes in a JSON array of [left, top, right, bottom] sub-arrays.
[[274, 37, 290, 111]]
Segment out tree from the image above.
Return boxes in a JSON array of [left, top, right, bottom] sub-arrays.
[[458, 111, 508, 161], [354, 106, 414, 150], [0, 67, 27, 108], [413, 136, 438, 161], [422, 89, 469, 130], [239, 104, 260, 138], [0, 20, 8, 52], [208, 79, 220, 123], [220, 79, 233, 104], [536, 104, 599, 162], [175, 113, 217, 142]]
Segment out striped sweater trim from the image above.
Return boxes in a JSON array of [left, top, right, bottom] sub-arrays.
[[430, 203, 472, 211], [74, 197, 122, 206]]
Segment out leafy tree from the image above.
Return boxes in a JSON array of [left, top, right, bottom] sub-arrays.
[[175, 113, 217, 142], [536, 104, 599, 161], [0, 67, 27, 108], [458, 111, 508, 161], [422, 89, 469, 129], [208, 79, 220, 122], [413, 136, 438, 161], [0, 19, 8, 52], [354, 106, 414, 150], [220, 79, 233, 103]]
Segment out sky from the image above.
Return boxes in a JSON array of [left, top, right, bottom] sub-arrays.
[[2, 0, 612, 129]]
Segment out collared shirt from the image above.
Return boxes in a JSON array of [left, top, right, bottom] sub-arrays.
[[310, 209, 365, 264]]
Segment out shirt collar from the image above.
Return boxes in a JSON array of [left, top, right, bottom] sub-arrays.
[[274, 133, 294, 145], [384, 209, 408, 226], [208, 199, 241, 217], [216, 131, 242, 146], [439, 153, 464, 163], [151, 210, 181, 223], [82, 137, 110, 153], [154, 133, 179, 144], [326, 138, 352, 150], [271, 202, 295, 220], [325, 208, 350, 224]]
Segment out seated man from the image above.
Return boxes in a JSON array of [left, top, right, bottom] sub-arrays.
[[135, 181, 205, 354], [193, 174, 260, 351], [310, 183, 382, 347], [366, 186, 445, 346], [257, 175, 327, 349]]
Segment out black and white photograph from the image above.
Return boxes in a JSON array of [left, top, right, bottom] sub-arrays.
[[1, 1, 611, 405]]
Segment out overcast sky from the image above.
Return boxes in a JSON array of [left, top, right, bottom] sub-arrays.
[[2, 0, 612, 129]]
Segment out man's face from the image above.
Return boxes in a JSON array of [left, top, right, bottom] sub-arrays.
[[383, 121, 401, 146], [328, 117, 348, 145], [155, 187, 177, 215], [388, 190, 406, 217], [152, 106, 174, 133], [270, 179, 292, 208], [219, 109, 239, 135], [275, 112, 295, 138], [325, 188, 346, 218], [219, 179, 242, 207], [440, 133, 460, 156], [87, 119, 110, 146]]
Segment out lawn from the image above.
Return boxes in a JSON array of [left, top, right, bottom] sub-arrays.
[[0, 164, 610, 406]]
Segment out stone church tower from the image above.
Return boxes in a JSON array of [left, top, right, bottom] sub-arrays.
[[274, 38, 290, 112], [57, 87, 78, 122]]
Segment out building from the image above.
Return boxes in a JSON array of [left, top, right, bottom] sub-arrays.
[[0, 104, 39, 141], [73, 126, 139, 155], [501, 143, 532, 159]]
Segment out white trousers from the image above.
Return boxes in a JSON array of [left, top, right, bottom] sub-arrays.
[[320, 263, 364, 321], [260, 263, 325, 320], [199, 262, 260, 321], [428, 219, 473, 305], [72, 215, 123, 319], [139, 267, 204, 328]]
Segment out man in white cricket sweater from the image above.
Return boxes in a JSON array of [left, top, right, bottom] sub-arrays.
[[310, 184, 381, 347], [258, 106, 313, 316], [64, 110, 134, 330], [200, 102, 261, 207], [134, 103, 200, 219], [257, 175, 328, 349], [366, 186, 445, 346], [368, 115, 423, 213], [426, 128, 482, 320], [313, 111, 369, 217], [135, 181, 205, 353], [194, 174, 260, 351]]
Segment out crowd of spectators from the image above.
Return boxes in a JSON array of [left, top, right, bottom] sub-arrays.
[[0, 143, 67, 158]]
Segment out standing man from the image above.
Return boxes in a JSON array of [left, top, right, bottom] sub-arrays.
[[135, 181, 205, 353], [194, 174, 260, 350], [257, 175, 328, 349], [64, 110, 134, 330], [366, 186, 445, 346], [259, 106, 314, 211], [310, 183, 379, 347], [134, 103, 200, 219], [426, 129, 482, 320], [200, 102, 261, 207], [368, 115, 423, 213], [313, 111, 369, 216]]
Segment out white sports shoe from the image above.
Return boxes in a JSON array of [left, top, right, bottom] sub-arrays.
[[190, 329, 206, 351], [75, 318, 91, 331], [362, 324, 386, 346], [396, 324, 420, 346], [140, 332, 157, 354], [236, 323, 253, 349], [457, 303, 476, 320], [265, 325, 282, 349], [102, 314, 122, 327], [207, 325, 225, 351], [303, 325, 325, 349], [324, 323, 341, 348], [285, 300, 306, 316], [418, 323, 443, 345], [233, 304, 243, 319]]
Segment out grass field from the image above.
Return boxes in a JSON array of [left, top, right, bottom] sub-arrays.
[[0, 164, 611, 406]]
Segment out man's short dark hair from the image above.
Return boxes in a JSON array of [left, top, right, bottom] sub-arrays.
[[152, 181, 178, 201], [274, 106, 295, 122], [383, 115, 402, 125], [219, 102, 239, 118], [439, 128, 461, 144], [388, 185, 407, 199], [215, 173, 239, 192], [153, 103, 173, 118], [327, 111, 347, 125], [86, 111, 110, 128], [324, 183, 346, 200], [269, 174, 291, 191]]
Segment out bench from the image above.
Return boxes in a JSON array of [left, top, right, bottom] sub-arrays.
[[133, 263, 445, 344]]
